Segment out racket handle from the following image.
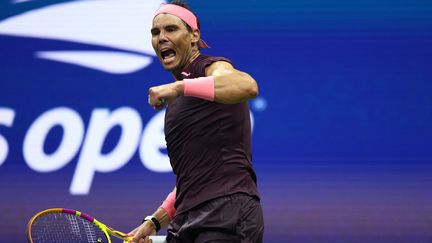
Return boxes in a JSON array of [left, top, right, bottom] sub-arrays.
[[149, 235, 167, 243], [122, 236, 133, 243]]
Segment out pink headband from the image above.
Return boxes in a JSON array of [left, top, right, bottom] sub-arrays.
[[154, 4, 209, 48]]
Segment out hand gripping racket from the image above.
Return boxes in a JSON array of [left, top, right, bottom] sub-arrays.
[[26, 208, 133, 243]]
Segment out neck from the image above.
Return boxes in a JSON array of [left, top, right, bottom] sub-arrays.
[[172, 50, 200, 80]]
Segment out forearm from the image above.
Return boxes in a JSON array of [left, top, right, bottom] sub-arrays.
[[150, 207, 171, 229], [149, 187, 176, 229], [130, 188, 176, 241]]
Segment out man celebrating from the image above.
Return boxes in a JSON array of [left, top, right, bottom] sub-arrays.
[[129, 1, 264, 242]]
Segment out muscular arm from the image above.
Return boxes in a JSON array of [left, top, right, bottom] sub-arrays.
[[148, 61, 258, 108], [206, 61, 259, 104]]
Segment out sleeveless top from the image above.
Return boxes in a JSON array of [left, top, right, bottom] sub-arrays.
[[164, 54, 260, 215]]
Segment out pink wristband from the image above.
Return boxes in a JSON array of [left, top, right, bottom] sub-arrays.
[[183, 76, 215, 101], [160, 191, 176, 220]]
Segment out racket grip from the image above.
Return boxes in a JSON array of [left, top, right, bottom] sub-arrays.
[[149, 235, 167, 243]]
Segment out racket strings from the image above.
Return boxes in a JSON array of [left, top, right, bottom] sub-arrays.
[[30, 212, 108, 243], [67, 214, 81, 236]]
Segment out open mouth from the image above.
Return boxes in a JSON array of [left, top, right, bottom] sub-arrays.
[[160, 49, 176, 61]]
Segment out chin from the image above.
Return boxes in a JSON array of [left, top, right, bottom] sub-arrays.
[[162, 64, 176, 72], [161, 62, 181, 73]]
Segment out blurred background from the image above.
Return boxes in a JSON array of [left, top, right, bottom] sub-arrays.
[[1, 0, 431, 242]]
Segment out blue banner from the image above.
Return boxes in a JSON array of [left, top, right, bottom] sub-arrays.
[[1, 0, 432, 242]]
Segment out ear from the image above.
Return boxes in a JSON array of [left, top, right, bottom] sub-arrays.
[[191, 29, 200, 46]]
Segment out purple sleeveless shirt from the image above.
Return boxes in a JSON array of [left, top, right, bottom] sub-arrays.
[[165, 55, 259, 215]]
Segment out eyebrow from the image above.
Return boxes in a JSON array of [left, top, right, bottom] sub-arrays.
[[151, 24, 180, 33]]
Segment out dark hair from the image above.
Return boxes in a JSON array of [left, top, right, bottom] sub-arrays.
[[167, 0, 203, 48], [169, 0, 201, 32]]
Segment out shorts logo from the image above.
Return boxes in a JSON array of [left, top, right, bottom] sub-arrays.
[[0, 0, 165, 74]]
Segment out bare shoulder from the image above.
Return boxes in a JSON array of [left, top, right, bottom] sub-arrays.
[[205, 60, 235, 76]]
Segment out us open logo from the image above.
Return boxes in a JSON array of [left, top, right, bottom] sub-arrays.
[[0, 0, 256, 195], [0, 0, 172, 195], [0, 0, 166, 73]]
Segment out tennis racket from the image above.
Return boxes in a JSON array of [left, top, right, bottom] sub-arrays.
[[27, 208, 133, 243]]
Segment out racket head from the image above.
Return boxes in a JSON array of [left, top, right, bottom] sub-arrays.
[[27, 208, 112, 243]]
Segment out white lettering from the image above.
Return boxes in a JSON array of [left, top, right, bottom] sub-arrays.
[[18, 106, 251, 194], [70, 107, 142, 195], [23, 107, 84, 172], [0, 108, 16, 166], [139, 109, 171, 172]]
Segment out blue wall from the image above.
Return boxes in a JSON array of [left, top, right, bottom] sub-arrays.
[[1, 0, 431, 242]]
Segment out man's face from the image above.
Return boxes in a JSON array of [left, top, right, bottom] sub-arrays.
[[151, 14, 198, 72]]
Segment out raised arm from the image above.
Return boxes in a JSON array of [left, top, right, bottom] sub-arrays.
[[148, 61, 258, 109]]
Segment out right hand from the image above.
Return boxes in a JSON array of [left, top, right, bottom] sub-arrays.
[[128, 220, 157, 243], [148, 81, 184, 110]]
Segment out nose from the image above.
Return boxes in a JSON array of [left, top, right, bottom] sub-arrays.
[[158, 31, 168, 43]]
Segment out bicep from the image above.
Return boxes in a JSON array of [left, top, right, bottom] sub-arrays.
[[206, 61, 255, 82], [205, 61, 237, 77]]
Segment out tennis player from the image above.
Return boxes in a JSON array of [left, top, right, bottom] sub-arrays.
[[129, 1, 263, 242]]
